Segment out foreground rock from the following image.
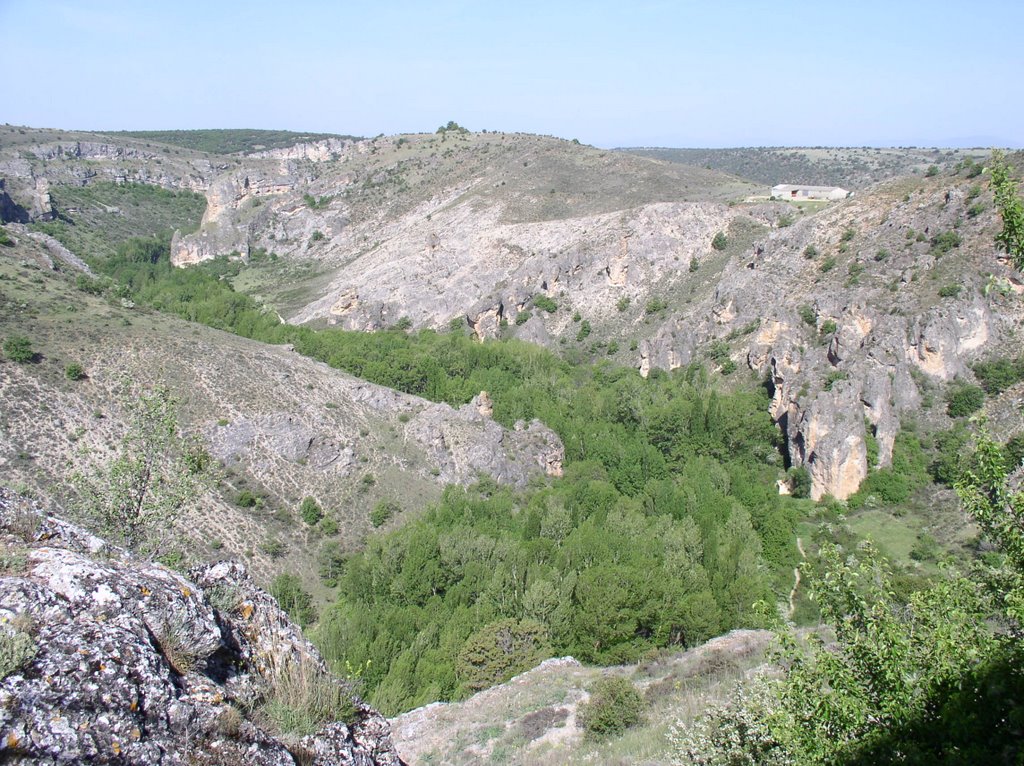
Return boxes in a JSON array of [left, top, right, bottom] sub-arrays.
[[0, 489, 404, 765]]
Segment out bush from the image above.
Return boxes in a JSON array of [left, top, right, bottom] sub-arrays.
[[533, 294, 558, 313], [3, 336, 34, 363], [579, 676, 645, 737], [515, 311, 532, 325], [370, 499, 399, 527], [300, 497, 323, 525], [819, 319, 837, 336], [64, 362, 86, 380], [819, 257, 837, 273], [798, 305, 817, 326], [0, 228, 15, 247], [972, 357, 1024, 395], [803, 244, 819, 259], [945, 382, 985, 418], [930, 230, 962, 255], [616, 296, 631, 312], [645, 297, 668, 314], [938, 284, 961, 298], [236, 490, 260, 508], [711, 232, 728, 251], [576, 320, 592, 342]]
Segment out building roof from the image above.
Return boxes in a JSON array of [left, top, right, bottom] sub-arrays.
[[771, 184, 848, 193]]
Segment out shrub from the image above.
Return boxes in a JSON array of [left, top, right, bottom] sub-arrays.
[[874, 248, 890, 261], [938, 284, 961, 298], [576, 320, 592, 342], [0, 227, 14, 247], [945, 382, 985, 418], [840, 227, 856, 242], [645, 297, 668, 314], [777, 214, 794, 228], [309, 230, 326, 245], [925, 165, 940, 177], [819, 319, 837, 336], [236, 490, 260, 508], [370, 499, 399, 528], [616, 296, 631, 312], [64, 362, 86, 380], [823, 371, 849, 392], [689, 258, 700, 272], [515, 310, 532, 325], [711, 232, 728, 251], [533, 294, 558, 313], [972, 357, 1024, 395], [930, 230, 962, 255], [300, 497, 323, 525], [819, 257, 837, 273], [3, 336, 34, 363], [798, 305, 817, 326], [803, 244, 819, 259], [579, 676, 645, 737]]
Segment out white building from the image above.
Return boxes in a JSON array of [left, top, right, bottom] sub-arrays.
[[771, 184, 850, 201]]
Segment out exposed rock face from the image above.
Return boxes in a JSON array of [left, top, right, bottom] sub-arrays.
[[0, 489, 405, 766], [0, 179, 29, 223]]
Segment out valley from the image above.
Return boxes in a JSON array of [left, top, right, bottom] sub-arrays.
[[2, 124, 1023, 764]]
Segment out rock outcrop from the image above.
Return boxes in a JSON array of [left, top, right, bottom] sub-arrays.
[[0, 488, 405, 765]]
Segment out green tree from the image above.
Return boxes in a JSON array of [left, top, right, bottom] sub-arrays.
[[991, 150, 1024, 269], [72, 381, 210, 555], [455, 618, 550, 694]]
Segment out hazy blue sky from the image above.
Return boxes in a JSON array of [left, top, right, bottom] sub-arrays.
[[2, 0, 1021, 147]]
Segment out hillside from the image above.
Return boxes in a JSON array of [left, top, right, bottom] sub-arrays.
[[0, 231, 560, 594], [618, 146, 992, 190], [3, 127, 1022, 508]]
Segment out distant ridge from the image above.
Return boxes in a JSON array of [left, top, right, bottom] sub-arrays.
[[100, 128, 363, 155]]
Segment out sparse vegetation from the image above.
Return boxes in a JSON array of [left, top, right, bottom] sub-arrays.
[[71, 381, 211, 556]]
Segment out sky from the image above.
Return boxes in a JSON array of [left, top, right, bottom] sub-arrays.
[[2, 0, 1022, 148]]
